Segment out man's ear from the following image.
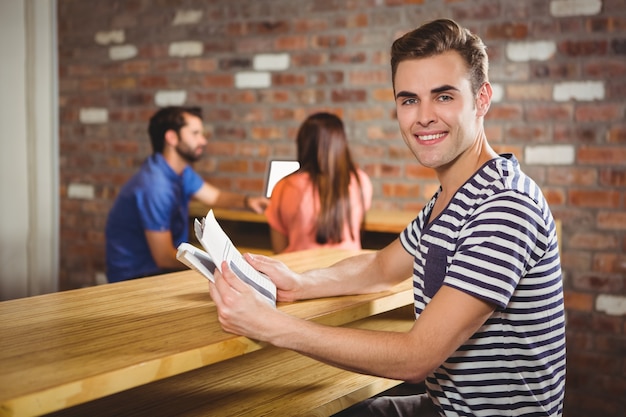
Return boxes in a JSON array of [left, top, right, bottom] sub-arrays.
[[164, 129, 179, 147], [475, 82, 492, 117]]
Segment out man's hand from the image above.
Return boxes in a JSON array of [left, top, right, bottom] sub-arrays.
[[209, 260, 285, 340], [245, 195, 269, 214], [243, 253, 303, 302]]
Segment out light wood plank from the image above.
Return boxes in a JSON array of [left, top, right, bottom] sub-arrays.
[[47, 306, 416, 417], [0, 249, 412, 417]]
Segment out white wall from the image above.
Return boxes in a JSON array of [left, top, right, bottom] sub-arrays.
[[0, 0, 58, 300]]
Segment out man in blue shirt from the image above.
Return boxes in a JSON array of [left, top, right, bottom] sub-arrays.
[[105, 106, 267, 282]]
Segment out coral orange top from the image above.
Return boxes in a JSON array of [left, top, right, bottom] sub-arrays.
[[265, 170, 373, 253]]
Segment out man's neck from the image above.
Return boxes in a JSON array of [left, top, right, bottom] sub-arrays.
[[161, 149, 188, 175]]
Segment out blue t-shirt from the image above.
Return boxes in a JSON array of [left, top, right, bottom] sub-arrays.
[[105, 154, 204, 282]]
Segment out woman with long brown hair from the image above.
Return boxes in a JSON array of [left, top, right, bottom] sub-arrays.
[[265, 112, 372, 253]]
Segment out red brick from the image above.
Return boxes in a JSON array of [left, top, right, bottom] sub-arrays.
[[349, 107, 386, 121], [564, 290, 595, 311], [553, 125, 599, 143], [331, 89, 367, 103], [312, 34, 346, 48], [382, 182, 420, 198], [272, 73, 306, 86], [310, 71, 344, 85], [608, 125, 626, 144], [504, 125, 551, 142], [110, 77, 137, 89], [597, 211, 626, 230], [250, 21, 289, 35], [578, 146, 626, 165], [80, 77, 107, 91], [525, 104, 573, 121], [119, 60, 151, 75], [573, 273, 623, 292], [531, 62, 579, 79], [217, 159, 249, 174], [570, 232, 618, 250], [382, 143, 409, 158], [594, 253, 626, 274], [202, 74, 233, 88], [575, 104, 623, 122], [292, 18, 329, 33], [485, 104, 523, 121], [547, 167, 597, 187], [568, 189, 621, 208], [584, 58, 626, 77], [600, 169, 626, 187], [542, 187, 566, 206], [271, 108, 296, 121], [250, 126, 284, 140], [275, 35, 308, 50], [371, 88, 394, 102], [186, 58, 218, 72], [484, 23, 528, 39], [138, 75, 169, 88], [366, 125, 401, 140], [349, 70, 391, 85], [385, 0, 425, 5], [558, 40, 609, 56], [406, 164, 437, 180]]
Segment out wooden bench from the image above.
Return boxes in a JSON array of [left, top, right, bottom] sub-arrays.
[[47, 305, 415, 417]]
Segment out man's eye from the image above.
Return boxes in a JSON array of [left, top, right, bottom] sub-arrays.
[[402, 98, 418, 105], [437, 95, 452, 102]]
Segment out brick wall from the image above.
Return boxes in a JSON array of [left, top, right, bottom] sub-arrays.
[[57, 0, 625, 415]]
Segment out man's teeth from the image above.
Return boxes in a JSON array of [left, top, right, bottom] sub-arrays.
[[419, 133, 445, 141]]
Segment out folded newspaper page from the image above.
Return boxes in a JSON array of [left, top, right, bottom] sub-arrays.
[[176, 209, 277, 306]]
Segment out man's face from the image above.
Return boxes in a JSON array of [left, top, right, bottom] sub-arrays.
[[394, 50, 487, 172], [175, 113, 207, 163]]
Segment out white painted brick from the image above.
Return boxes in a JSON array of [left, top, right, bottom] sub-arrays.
[[169, 41, 203, 57], [95, 30, 125, 45], [550, 0, 602, 17], [109, 44, 138, 61], [506, 41, 556, 62], [490, 83, 504, 103], [155, 90, 187, 106], [596, 294, 626, 316], [235, 71, 271, 89], [553, 81, 605, 101], [68, 183, 95, 200], [172, 10, 203, 25], [525, 145, 575, 165], [253, 53, 290, 71], [79, 107, 108, 124]]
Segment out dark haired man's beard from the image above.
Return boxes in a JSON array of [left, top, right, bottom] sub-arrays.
[[175, 143, 203, 164]]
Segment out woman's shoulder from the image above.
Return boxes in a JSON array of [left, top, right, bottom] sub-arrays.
[[272, 171, 311, 195]]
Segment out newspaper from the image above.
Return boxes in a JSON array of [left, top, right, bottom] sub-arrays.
[[176, 210, 277, 306]]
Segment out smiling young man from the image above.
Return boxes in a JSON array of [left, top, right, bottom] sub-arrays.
[[105, 106, 268, 282], [209, 19, 565, 416]]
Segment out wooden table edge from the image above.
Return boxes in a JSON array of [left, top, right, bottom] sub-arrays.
[[0, 282, 413, 417]]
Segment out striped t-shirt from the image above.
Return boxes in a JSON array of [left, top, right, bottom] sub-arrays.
[[400, 154, 566, 416]]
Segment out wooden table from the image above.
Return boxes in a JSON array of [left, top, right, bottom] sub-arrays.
[[0, 249, 413, 417], [46, 306, 417, 417], [189, 202, 417, 235], [188, 202, 418, 254]]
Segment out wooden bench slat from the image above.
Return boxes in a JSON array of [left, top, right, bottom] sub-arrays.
[[47, 306, 415, 417]]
